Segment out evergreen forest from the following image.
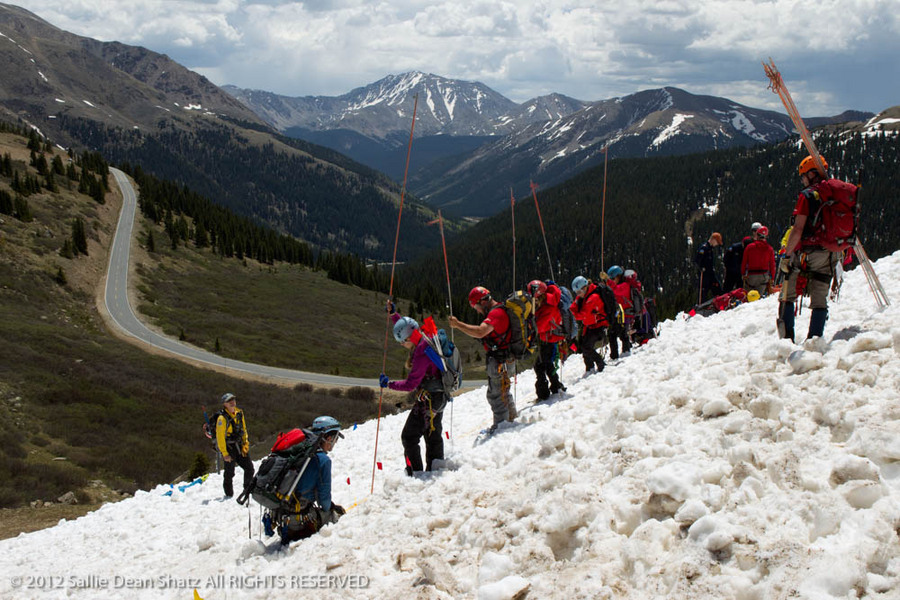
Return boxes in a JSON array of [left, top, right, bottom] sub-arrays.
[[398, 131, 900, 320]]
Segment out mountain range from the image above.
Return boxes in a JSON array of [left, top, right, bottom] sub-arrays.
[[0, 2, 442, 260], [226, 74, 873, 217]]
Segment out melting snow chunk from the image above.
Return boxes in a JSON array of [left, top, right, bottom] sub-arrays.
[[652, 113, 694, 147]]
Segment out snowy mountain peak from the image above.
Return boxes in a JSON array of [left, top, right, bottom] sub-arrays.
[[3, 252, 899, 599]]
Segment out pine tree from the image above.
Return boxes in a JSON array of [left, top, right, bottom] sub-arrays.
[[55, 266, 67, 286], [60, 238, 74, 259], [13, 196, 32, 222], [146, 229, 156, 253], [72, 217, 88, 255]]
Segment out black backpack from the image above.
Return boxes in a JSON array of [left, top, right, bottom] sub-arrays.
[[207, 409, 242, 447], [237, 428, 320, 510]]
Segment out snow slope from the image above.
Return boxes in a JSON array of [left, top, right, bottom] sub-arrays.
[[3, 253, 900, 600]]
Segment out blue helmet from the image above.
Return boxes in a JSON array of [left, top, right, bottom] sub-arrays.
[[607, 265, 624, 279], [571, 276, 589, 293], [311, 415, 344, 438], [393, 316, 419, 343]]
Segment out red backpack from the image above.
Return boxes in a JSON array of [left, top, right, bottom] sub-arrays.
[[803, 179, 859, 251]]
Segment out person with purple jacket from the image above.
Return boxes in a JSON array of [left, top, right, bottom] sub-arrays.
[[379, 302, 446, 476]]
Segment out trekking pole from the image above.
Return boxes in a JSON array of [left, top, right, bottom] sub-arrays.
[[372, 93, 418, 494], [698, 270, 704, 306], [529, 181, 555, 282], [510, 187, 517, 291], [600, 145, 609, 273]]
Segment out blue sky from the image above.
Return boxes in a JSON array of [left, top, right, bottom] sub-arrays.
[[11, 0, 900, 116]]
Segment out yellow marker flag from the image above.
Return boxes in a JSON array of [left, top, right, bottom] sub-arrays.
[[193, 590, 204, 600]]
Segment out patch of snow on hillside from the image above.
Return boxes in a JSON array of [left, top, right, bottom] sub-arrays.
[[1, 252, 899, 600], [183, 104, 202, 111], [82, 100, 96, 108], [55, 98, 65, 103], [728, 110, 767, 142], [37, 71, 48, 83], [652, 113, 694, 147]]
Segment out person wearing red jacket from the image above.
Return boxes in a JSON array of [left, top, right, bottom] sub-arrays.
[[607, 266, 633, 355], [741, 225, 776, 297], [529, 280, 567, 400], [450, 286, 517, 431], [571, 276, 609, 373]]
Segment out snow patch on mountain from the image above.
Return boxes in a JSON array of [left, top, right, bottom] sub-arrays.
[[652, 113, 694, 147]]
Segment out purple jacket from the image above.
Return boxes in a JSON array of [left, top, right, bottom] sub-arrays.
[[389, 339, 442, 392], [388, 313, 441, 392]]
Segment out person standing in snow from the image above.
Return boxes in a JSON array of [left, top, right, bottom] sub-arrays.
[[596, 272, 625, 360], [694, 232, 723, 303], [379, 302, 445, 475], [777, 156, 842, 341], [279, 415, 345, 544], [607, 266, 633, 356], [742, 226, 776, 297], [216, 392, 254, 500], [571, 276, 609, 374], [529, 280, 567, 400], [449, 286, 517, 432], [723, 236, 752, 292]]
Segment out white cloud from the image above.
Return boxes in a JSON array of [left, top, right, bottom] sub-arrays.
[[9, 0, 900, 114]]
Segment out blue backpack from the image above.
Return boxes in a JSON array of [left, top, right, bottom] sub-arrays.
[[549, 282, 577, 340]]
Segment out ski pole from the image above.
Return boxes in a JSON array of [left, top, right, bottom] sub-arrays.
[[427, 210, 456, 447], [600, 145, 609, 273], [373, 93, 418, 494]]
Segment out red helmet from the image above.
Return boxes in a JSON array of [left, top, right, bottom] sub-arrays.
[[757, 226, 769, 238], [528, 280, 547, 297], [468, 286, 491, 307]]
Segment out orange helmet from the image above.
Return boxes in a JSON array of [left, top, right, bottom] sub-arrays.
[[757, 226, 769, 238], [799, 156, 828, 176]]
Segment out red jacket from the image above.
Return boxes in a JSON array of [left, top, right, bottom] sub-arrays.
[[481, 304, 510, 351], [572, 284, 609, 329], [612, 281, 633, 311], [741, 240, 775, 278], [535, 284, 565, 343]]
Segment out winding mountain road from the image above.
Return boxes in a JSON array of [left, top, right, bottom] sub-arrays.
[[103, 167, 374, 387]]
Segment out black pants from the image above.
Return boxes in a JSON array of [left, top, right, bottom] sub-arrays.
[[223, 451, 254, 497], [534, 341, 562, 399], [581, 326, 607, 371], [607, 322, 629, 360], [401, 397, 444, 475], [723, 270, 742, 292]]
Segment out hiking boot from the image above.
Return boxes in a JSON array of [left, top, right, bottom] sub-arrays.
[[549, 375, 566, 394], [536, 379, 551, 401]]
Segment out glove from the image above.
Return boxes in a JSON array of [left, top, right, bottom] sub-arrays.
[[385, 300, 396, 314], [379, 373, 389, 388], [779, 257, 791, 274], [332, 504, 346, 516]]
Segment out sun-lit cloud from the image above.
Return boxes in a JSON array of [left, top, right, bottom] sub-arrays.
[[8, 0, 899, 114]]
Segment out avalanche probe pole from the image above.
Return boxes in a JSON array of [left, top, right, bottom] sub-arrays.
[[427, 210, 456, 448], [600, 145, 609, 273], [510, 187, 517, 291], [372, 93, 418, 494], [530, 181, 556, 282], [763, 58, 889, 307]]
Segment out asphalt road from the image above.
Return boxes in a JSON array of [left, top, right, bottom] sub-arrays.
[[104, 167, 376, 388]]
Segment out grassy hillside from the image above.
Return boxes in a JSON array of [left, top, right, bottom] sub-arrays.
[[0, 128, 396, 521], [131, 212, 491, 380]]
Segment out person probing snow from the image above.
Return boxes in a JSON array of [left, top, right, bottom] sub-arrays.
[[380, 304, 446, 475], [571, 276, 610, 374], [529, 280, 567, 400], [742, 226, 776, 297], [449, 286, 517, 433]]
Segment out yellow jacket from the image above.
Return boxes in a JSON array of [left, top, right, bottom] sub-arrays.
[[216, 408, 249, 458]]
